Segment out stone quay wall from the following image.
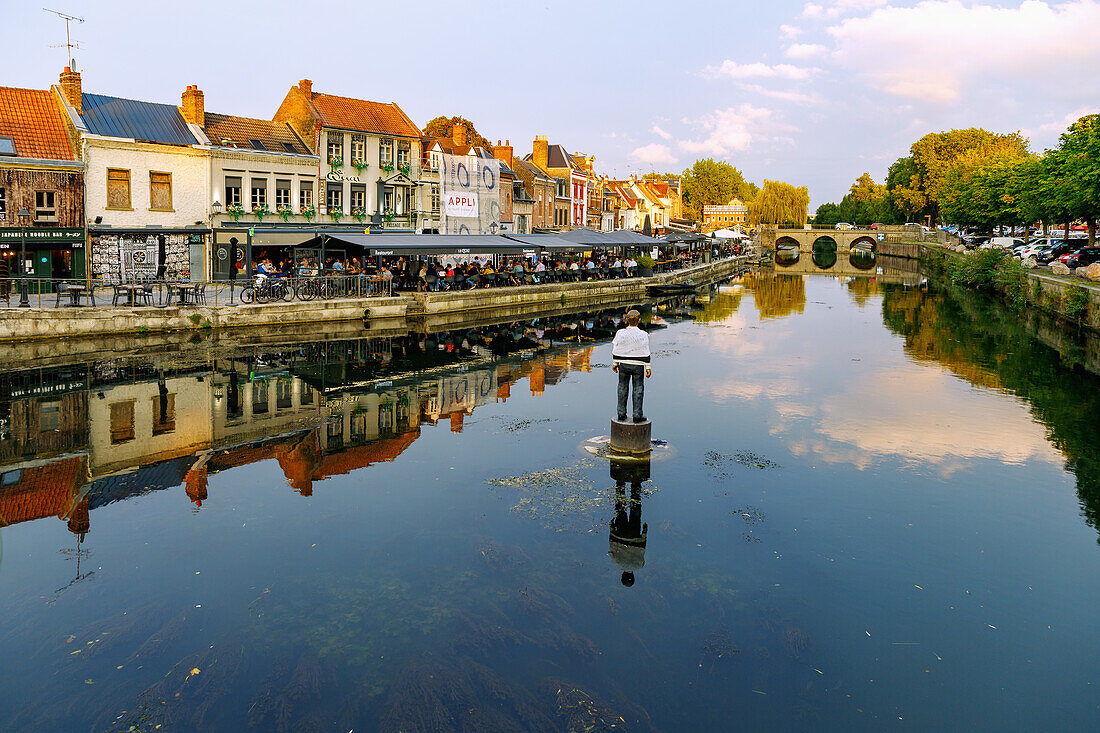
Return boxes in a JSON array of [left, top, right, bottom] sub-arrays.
[[0, 256, 750, 342]]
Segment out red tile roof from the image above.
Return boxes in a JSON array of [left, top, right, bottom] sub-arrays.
[[309, 92, 421, 138], [203, 112, 312, 154], [0, 456, 86, 526], [0, 86, 75, 161]]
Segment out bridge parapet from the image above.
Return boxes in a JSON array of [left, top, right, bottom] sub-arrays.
[[760, 225, 951, 252]]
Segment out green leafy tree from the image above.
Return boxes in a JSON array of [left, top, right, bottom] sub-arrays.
[[749, 180, 809, 227], [814, 202, 841, 226], [1050, 114, 1100, 244], [888, 129, 1030, 224], [680, 158, 753, 221], [422, 115, 492, 150]]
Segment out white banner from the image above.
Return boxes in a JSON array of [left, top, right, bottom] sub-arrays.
[[444, 191, 479, 218], [440, 152, 501, 234]]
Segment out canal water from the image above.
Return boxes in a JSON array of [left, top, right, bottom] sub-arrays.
[[1, 272, 1098, 731]]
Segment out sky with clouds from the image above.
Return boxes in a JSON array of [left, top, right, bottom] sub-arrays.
[[7, 0, 1098, 206]]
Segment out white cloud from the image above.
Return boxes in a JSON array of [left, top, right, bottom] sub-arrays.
[[678, 104, 797, 155], [704, 60, 816, 81], [1022, 106, 1100, 144], [785, 42, 827, 59], [629, 143, 677, 166], [780, 23, 804, 38], [651, 124, 673, 140], [803, 0, 886, 19], [828, 1, 1100, 102], [740, 83, 824, 106]]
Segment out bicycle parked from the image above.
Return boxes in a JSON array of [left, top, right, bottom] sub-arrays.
[[239, 276, 293, 304]]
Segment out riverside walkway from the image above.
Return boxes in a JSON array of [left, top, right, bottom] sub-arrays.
[[0, 255, 751, 342]]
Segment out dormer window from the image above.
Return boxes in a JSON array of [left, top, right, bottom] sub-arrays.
[[0, 136, 15, 156], [219, 136, 234, 147]]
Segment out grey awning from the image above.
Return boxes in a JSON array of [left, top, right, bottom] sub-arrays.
[[326, 233, 538, 255], [502, 233, 585, 251], [604, 230, 661, 245], [556, 227, 620, 245]]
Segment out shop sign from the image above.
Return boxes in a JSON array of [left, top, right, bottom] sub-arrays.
[[189, 234, 204, 244], [326, 171, 362, 183], [0, 227, 84, 243]]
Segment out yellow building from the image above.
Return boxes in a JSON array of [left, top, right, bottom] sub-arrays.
[[703, 197, 748, 231]]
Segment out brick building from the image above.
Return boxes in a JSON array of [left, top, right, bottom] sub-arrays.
[[0, 82, 86, 288]]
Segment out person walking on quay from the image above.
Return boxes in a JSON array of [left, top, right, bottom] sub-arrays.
[[611, 309, 651, 422]]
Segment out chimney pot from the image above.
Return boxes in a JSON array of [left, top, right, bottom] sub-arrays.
[[59, 67, 82, 115], [299, 79, 313, 96], [181, 84, 205, 127]]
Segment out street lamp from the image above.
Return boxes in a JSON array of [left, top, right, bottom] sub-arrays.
[[17, 207, 30, 307]]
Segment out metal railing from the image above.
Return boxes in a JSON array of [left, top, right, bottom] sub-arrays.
[[0, 274, 393, 309]]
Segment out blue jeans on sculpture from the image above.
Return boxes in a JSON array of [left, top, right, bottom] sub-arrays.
[[617, 364, 645, 421]]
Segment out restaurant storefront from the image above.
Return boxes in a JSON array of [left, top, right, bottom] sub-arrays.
[[0, 227, 86, 288]]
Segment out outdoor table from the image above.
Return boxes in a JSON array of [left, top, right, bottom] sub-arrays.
[[174, 285, 192, 306], [122, 284, 143, 306], [65, 285, 86, 306]]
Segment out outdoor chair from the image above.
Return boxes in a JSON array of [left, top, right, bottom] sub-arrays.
[[191, 283, 206, 305], [53, 281, 71, 307], [138, 283, 154, 306], [466, 275, 480, 289], [81, 283, 97, 306]]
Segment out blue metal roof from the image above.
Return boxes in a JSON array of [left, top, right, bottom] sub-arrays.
[[80, 93, 198, 146]]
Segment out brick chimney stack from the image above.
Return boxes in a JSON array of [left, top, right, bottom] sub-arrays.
[[452, 122, 467, 147], [298, 79, 312, 96], [495, 139, 513, 168], [181, 84, 204, 127], [59, 66, 82, 114], [532, 135, 548, 170]]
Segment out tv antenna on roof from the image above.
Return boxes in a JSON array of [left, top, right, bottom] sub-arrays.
[[43, 8, 85, 69]]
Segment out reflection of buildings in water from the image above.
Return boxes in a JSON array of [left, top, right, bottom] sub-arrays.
[[607, 459, 650, 588], [90, 374, 213, 476], [0, 333, 601, 537]]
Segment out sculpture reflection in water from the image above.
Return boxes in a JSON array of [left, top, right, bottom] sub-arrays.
[[607, 458, 650, 587]]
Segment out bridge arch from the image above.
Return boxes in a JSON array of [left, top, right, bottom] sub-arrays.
[[811, 236, 838, 269], [849, 247, 876, 270], [775, 242, 800, 267], [850, 235, 877, 252]]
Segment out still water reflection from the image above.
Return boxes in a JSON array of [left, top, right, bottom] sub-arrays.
[[0, 274, 1098, 731]]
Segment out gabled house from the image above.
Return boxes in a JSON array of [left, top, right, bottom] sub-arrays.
[[524, 135, 592, 230], [496, 139, 554, 232], [0, 81, 86, 285], [275, 80, 423, 230], [53, 68, 210, 283], [180, 85, 319, 279]]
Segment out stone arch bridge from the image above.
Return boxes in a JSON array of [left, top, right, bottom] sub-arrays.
[[759, 228, 884, 253]]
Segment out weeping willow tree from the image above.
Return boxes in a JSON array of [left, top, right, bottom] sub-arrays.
[[749, 180, 810, 227]]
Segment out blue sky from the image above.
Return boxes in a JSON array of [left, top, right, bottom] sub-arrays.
[[8, 0, 1099, 207]]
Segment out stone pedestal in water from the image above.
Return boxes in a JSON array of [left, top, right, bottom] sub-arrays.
[[610, 418, 652, 456]]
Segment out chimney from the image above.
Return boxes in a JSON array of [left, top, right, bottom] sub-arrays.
[[532, 135, 548, 170], [452, 122, 467, 147], [494, 139, 513, 168], [298, 79, 312, 96], [181, 84, 204, 127], [59, 66, 82, 114]]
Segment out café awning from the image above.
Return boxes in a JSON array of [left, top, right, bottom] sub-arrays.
[[324, 233, 538, 255]]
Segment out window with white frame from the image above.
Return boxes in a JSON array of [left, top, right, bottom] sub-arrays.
[[326, 182, 342, 211], [251, 178, 267, 209], [430, 184, 440, 213], [351, 135, 366, 165], [225, 176, 242, 207], [350, 184, 365, 211], [327, 133, 343, 163], [275, 179, 291, 208], [397, 140, 410, 168], [299, 180, 313, 208], [379, 138, 393, 166]]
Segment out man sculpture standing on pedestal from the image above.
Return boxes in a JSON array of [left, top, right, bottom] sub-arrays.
[[612, 310, 651, 422]]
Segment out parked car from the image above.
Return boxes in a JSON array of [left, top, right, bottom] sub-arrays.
[[1065, 246, 1100, 269], [870, 223, 883, 230], [1036, 241, 1078, 265], [982, 237, 1024, 250], [835, 222, 854, 231]]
